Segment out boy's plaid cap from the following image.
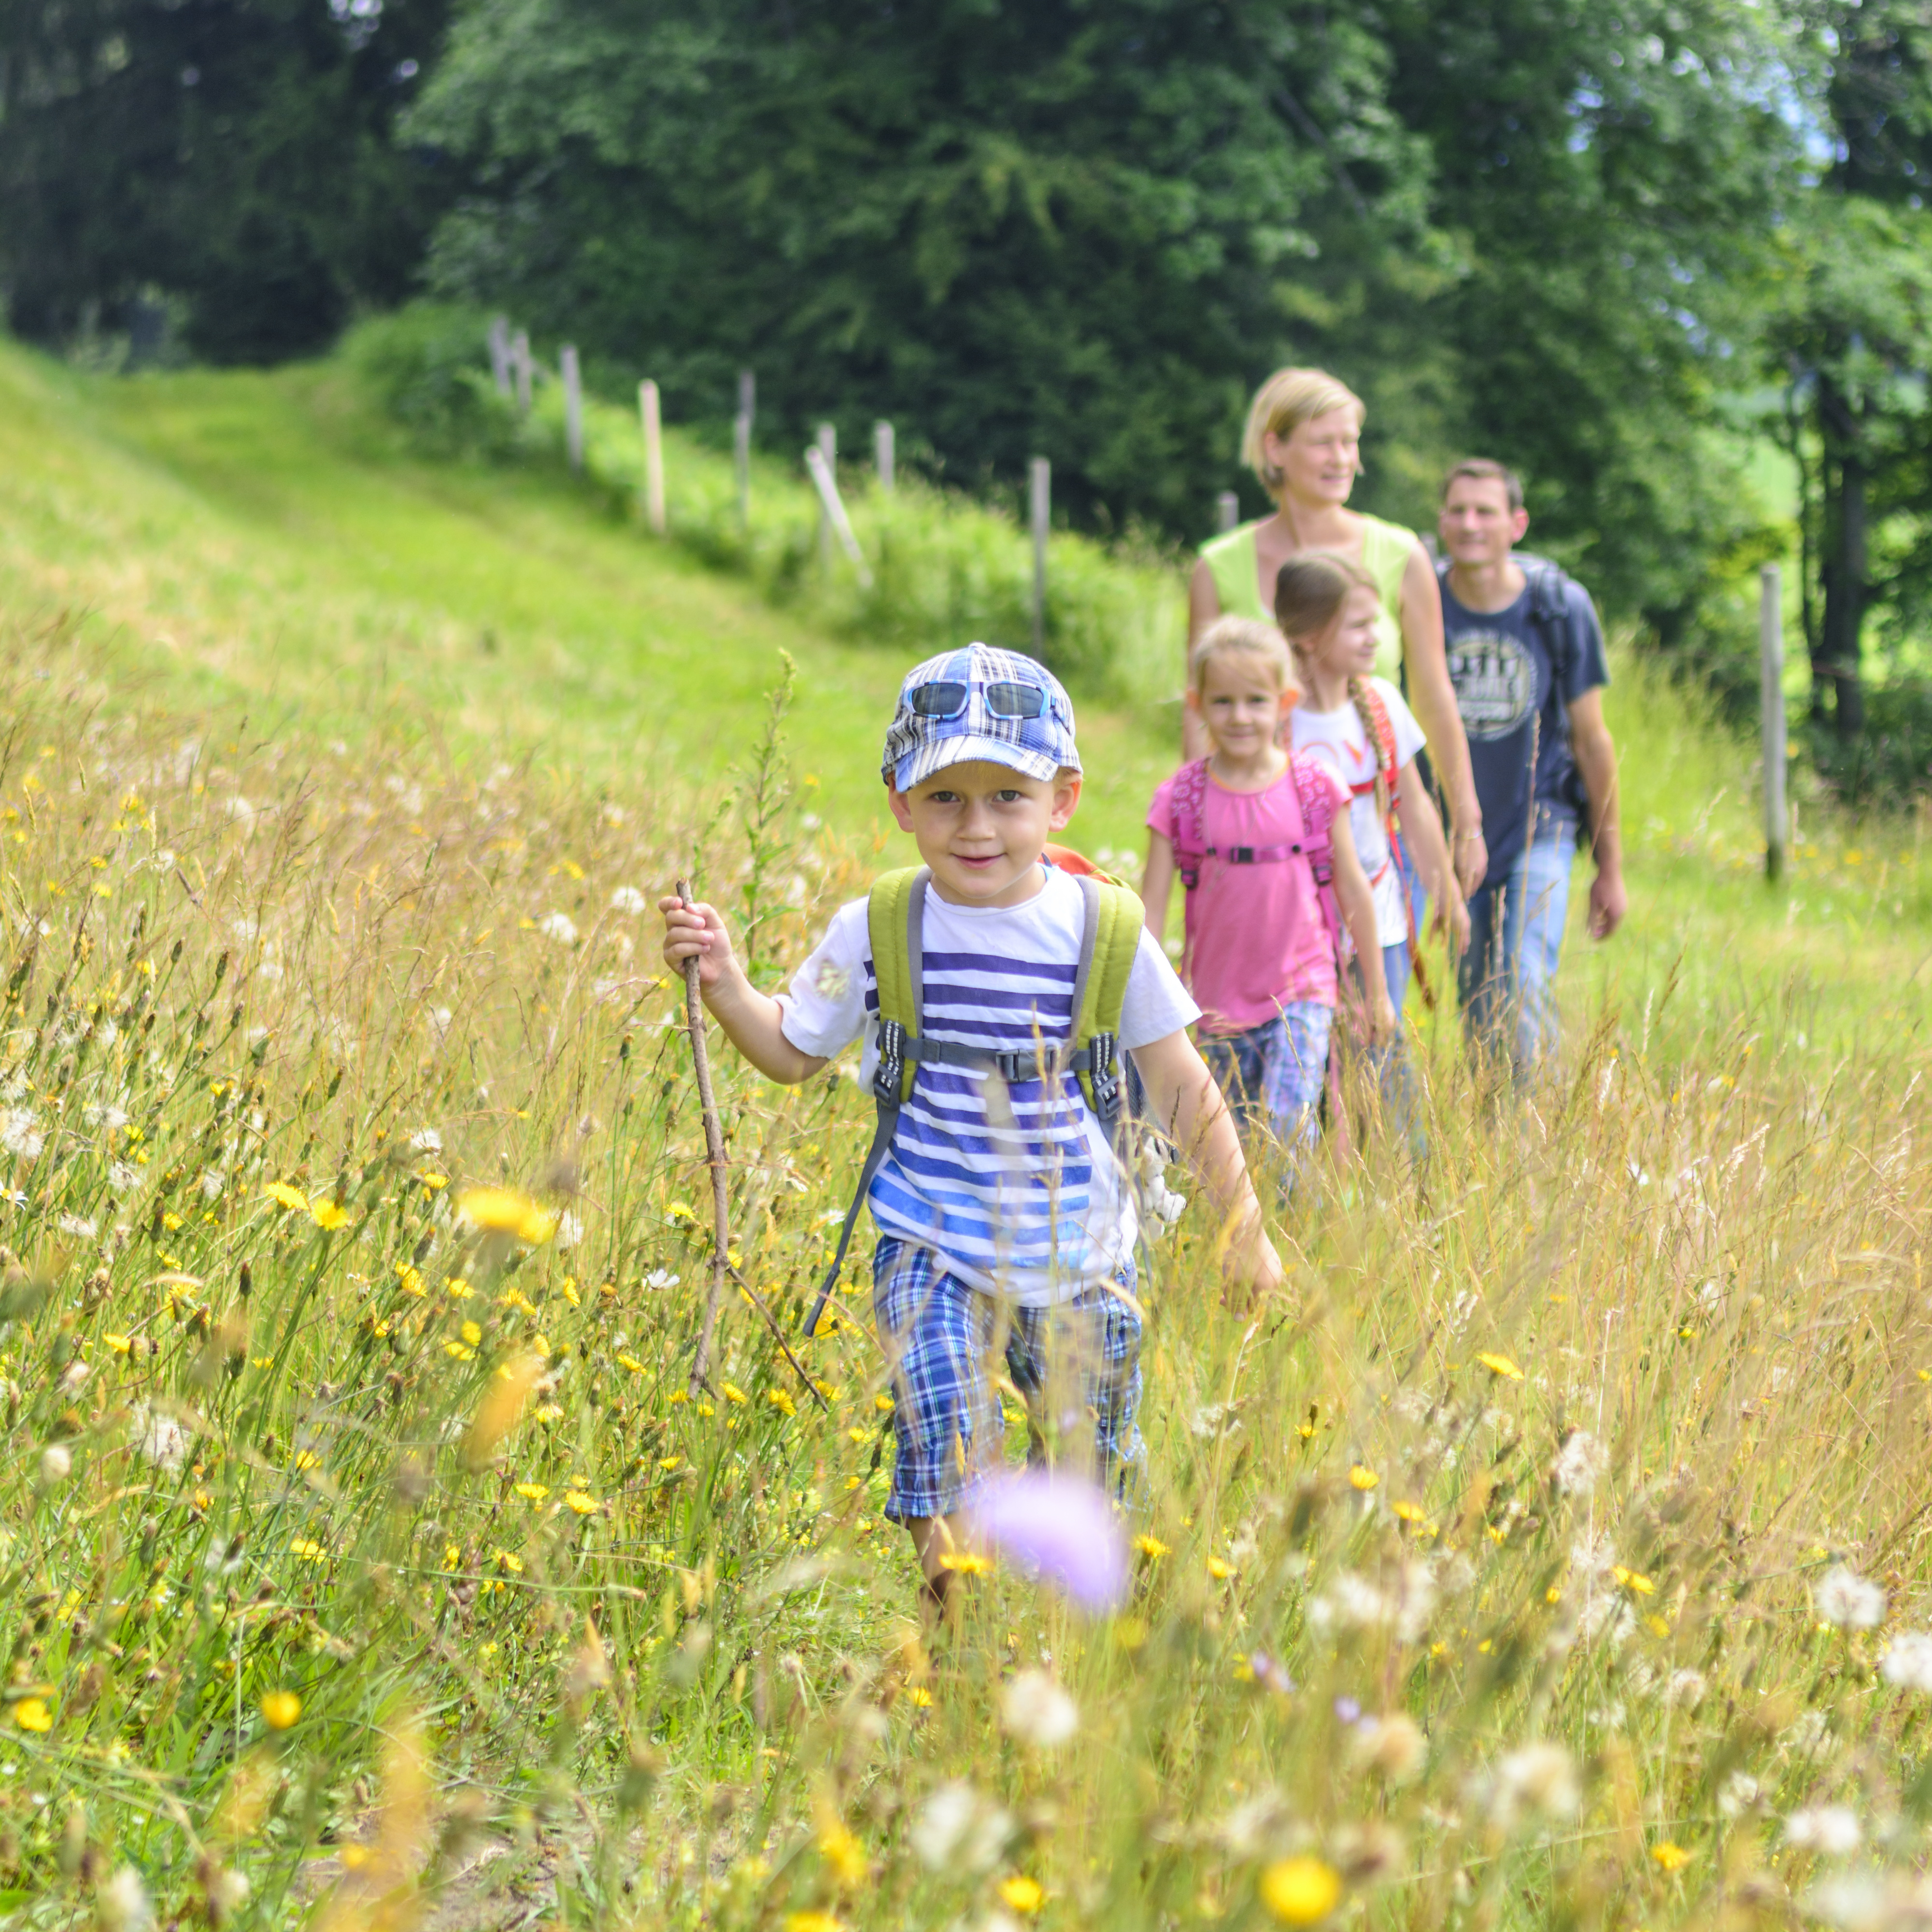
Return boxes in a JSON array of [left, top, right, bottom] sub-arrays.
[[881, 644, 1080, 791]]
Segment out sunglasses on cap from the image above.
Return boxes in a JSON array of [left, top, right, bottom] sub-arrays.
[[908, 680, 1048, 721]]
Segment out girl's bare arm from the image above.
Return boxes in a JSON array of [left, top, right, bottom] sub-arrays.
[[1396, 540, 1487, 895], [1141, 831, 1179, 941], [1396, 759, 1469, 952], [1329, 814, 1395, 1042]]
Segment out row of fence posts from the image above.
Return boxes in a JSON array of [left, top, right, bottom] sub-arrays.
[[488, 319, 1258, 655]]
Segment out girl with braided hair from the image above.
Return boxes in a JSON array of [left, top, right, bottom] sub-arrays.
[[1277, 553, 1467, 1149]]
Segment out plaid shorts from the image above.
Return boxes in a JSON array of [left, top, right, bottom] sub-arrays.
[[872, 1236, 1144, 1522]]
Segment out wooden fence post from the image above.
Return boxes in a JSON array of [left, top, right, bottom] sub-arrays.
[[1216, 491, 1240, 533], [874, 421, 895, 494], [488, 316, 511, 397], [639, 380, 666, 535], [1762, 563, 1787, 882], [561, 345, 584, 472], [512, 330, 532, 417], [815, 424, 837, 568], [1030, 457, 1051, 658], [735, 369, 755, 532], [804, 445, 875, 590]]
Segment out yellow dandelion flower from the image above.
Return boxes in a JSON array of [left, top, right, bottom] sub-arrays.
[[1134, 1534, 1170, 1560], [905, 1687, 934, 1708], [14, 1698, 52, 1733], [668, 1389, 688, 1405], [292, 1450, 321, 1472], [445, 1278, 475, 1301], [697, 1402, 714, 1417], [561, 1279, 582, 1307], [1477, 1351, 1524, 1381], [658, 1455, 683, 1471], [310, 1201, 349, 1231], [397, 1264, 426, 1298], [104, 1334, 131, 1354], [667, 1202, 697, 1226], [874, 1392, 895, 1414], [514, 1482, 550, 1503], [1260, 1856, 1342, 1926], [1612, 1566, 1655, 1595], [1651, 1842, 1692, 1873], [1207, 1556, 1235, 1579], [998, 1876, 1044, 1914], [1392, 1500, 1426, 1524], [938, 1551, 991, 1575], [263, 1181, 308, 1211], [783, 1913, 843, 1932], [456, 1187, 558, 1245], [161, 1211, 185, 1233], [444, 1340, 475, 1362], [260, 1691, 301, 1731], [564, 1490, 597, 1516], [616, 1353, 644, 1373], [460, 1319, 483, 1347], [288, 1538, 327, 1563], [722, 1383, 748, 1405], [1348, 1465, 1379, 1491], [493, 1549, 525, 1574], [818, 1822, 867, 1888], [419, 1172, 449, 1190], [766, 1388, 796, 1417]]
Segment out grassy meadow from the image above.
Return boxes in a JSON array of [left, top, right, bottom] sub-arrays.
[[0, 336, 1931, 1931]]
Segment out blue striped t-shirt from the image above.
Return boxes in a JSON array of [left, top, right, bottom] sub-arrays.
[[778, 866, 1198, 1304]]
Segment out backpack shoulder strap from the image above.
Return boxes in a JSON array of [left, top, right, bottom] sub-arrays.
[[1068, 874, 1143, 1125], [865, 866, 928, 1102], [1287, 753, 1347, 967], [1166, 758, 1213, 889]]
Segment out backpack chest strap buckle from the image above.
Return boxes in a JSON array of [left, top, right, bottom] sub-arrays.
[[873, 1018, 908, 1107]]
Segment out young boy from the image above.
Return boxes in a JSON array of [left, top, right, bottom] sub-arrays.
[[660, 644, 1282, 1608]]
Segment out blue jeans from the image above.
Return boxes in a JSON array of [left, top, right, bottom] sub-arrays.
[[1201, 1004, 1333, 1151], [1459, 806, 1576, 1080]]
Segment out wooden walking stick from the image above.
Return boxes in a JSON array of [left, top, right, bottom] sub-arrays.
[[679, 880, 733, 1398]]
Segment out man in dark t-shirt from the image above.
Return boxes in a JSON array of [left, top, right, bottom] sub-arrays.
[[1436, 460, 1625, 1080]]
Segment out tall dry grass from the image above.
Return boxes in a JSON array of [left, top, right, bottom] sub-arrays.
[[2, 614, 1929, 1932]]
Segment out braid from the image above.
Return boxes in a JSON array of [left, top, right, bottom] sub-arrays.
[[1348, 675, 1391, 823]]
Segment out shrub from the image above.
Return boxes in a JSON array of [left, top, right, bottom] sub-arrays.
[[340, 304, 518, 459]]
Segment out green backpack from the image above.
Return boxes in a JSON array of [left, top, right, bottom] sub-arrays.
[[802, 864, 1145, 1337]]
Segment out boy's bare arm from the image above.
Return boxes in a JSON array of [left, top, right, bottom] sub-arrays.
[[1328, 814, 1396, 1040], [1141, 832, 1178, 940], [1129, 1029, 1283, 1304], [1567, 689, 1626, 938], [659, 896, 829, 1085]]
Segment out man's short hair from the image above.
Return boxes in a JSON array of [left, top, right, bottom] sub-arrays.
[[1442, 458, 1524, 512]]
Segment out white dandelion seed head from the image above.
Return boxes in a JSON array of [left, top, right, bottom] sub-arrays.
[[39, 1443, 71, 1486], [609, 886, 648, 916], [130, 1405, 190, 1473], [107, 1161, 142, 1195], [1550, 1429, 1608, 1498], [1, 1109, 43, 1160], [1785, 1804, 1862, 1856], [1816, 1565, 1887, 1630], [199, 1169, 227, 1202], [1785, 1709, 1831, 1755], [409, 1128, 442, 1154], [1803, 1875, 1890, 1932], [910, 1780, 1012, 1874], [58, 1213, 98, 1240], [1664, 1667, 1707, 1708], [1000, 1669, 1079, 1748], [1478, 1743, 1580, 1831], [1717, 1771, 1762, 1820], [1882, 1632, 1932, 1693], [554, 1210, 583, 1251], [98, 1865, 154, 1932], [538, 911, 578, 945]]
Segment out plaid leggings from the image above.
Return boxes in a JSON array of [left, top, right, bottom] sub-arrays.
[[872, 1236, 1144, 1521]]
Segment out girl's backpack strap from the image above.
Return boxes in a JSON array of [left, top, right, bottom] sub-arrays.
[[1288, 753, 1348, 965], [1167, 758, 1213, 890]]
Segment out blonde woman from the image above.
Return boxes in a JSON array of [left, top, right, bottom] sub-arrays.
[[1189, 367, 1488, 900]]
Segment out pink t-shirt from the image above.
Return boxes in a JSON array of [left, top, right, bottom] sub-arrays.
[[1147, 756, 1350, 1035]]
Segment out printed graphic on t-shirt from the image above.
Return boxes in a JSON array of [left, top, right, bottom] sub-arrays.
[[1449, 632, 1538, 740]]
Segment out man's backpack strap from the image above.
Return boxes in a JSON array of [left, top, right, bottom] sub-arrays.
[[1068, 873, 1143, 1127]]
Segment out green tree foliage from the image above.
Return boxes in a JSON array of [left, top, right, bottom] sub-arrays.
[[1761, 1, 1932, 740], [407, 0, 1435, 536], [0, 0, 452, 360]]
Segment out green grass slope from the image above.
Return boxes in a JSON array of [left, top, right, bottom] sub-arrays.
[[1, 337, 1926, 1055]]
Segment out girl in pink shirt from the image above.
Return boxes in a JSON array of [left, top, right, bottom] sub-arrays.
[[1143, 618, 1390, 1151]]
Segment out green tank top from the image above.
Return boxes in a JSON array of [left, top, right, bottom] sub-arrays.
[[1200, 514, 1417, 683]]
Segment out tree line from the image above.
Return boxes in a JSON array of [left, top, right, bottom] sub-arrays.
[[5, 0, 1932, 751]]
